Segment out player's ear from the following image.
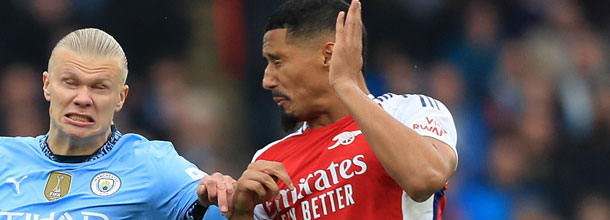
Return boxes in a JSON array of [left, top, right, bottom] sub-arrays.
[[42, 71, 51, 101], [115, 84, 129, 112], [322, 42, 334, 68]]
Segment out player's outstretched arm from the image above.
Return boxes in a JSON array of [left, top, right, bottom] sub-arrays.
[[197, 172, 237, 217], [328, 0, 457, 202], [230, 160, 294, 220]]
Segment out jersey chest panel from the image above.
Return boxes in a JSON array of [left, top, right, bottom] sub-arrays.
[[1, 157, 153, 219], [256, 118, 404, 220]]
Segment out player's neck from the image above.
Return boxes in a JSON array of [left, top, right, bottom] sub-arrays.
[[306, 106, 350, 130], [307, 78, 370, 129], [47, 127, 111, 156]]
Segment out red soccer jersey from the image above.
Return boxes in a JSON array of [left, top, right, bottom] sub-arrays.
[[252, 93, 457, 220]]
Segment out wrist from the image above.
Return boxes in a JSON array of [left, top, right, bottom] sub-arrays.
[[229, 210, 253, 220], [331, 81, 360, 96]]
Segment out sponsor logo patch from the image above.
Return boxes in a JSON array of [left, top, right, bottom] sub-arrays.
[[91, 172, 121, 196], [44, 171, 72, 201]]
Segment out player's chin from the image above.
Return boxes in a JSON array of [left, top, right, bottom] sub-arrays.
[[63, 126, 97, 139]]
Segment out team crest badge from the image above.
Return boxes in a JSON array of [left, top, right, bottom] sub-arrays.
[[44, 171, 72, 201], [91, 172, 121, 196]]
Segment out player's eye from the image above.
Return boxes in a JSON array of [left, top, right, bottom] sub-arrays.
[[94, 84, 108, 90], [63, 79, 77, 87]]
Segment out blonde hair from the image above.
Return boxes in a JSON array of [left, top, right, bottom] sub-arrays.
[[49, 28, 128, 83]]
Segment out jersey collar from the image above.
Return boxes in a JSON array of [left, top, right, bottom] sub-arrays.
[[39, 125, 123, 163]]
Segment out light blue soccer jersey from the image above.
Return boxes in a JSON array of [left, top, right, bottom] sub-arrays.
[[0, 133, 225, 220]]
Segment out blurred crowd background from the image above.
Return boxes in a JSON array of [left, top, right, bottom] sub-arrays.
[[0, 0, 609, 219]]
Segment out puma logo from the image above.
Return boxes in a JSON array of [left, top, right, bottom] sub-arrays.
[[6, 175, 28, 195]]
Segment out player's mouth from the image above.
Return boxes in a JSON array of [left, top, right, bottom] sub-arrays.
[[64, 113, 95, 126], [273, 97, 288, 106], [272, 91, 290, 107]]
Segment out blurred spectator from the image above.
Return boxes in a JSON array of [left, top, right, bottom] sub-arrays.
[[370, 44, 420, 94], [428, 61, 489, 182], [523, 0, 606, 139], [487, 41, 530, 130], [0, 64, 47, 136], [575, 194, 610, 220], [1, 0, 609, 218], [172, 88, 225, 172], [445, 0, 501, 102], [451, 133, 530, 220]]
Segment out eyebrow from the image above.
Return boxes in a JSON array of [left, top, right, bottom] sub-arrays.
[[264, 53, 280, 60]]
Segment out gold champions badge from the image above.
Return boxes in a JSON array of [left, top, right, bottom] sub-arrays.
[[44, 171, 72, 201]]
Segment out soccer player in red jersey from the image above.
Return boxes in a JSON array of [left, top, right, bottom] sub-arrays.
[[200, 0, 458, 219]]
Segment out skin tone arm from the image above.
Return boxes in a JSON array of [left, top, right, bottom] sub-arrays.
[[197, 173, 237, 217], [230, 161, 294, 220], [197, 161, 293, 219], [328, 0, 457, 202]]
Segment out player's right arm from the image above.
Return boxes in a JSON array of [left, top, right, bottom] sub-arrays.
[[197, 172, 237, 217], [229, 160, 294, 220]]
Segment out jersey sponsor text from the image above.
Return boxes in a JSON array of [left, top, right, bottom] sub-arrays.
[[266, 154, 367, 219], [0, 211, 108, 220]]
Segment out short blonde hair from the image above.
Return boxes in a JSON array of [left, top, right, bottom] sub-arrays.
[[49, 28, 128, 83]]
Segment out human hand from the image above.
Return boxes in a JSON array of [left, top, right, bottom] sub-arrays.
[[231, 160, 294, 219], [197, 172, 236, 217], [328, 0, 363, 91]]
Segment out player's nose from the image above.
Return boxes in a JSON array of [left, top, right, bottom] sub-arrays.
[[262, 65, 278, 90], [73, 87, 93, 108]]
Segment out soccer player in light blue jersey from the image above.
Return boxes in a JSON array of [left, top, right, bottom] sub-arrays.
[[0, 28, 236, 220]]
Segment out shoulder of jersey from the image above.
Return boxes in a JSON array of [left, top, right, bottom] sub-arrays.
[[252, 128, 305, 162], [0, 136, 39, 153], [372, 93, 447, 112], [119, 133, 178, 159]]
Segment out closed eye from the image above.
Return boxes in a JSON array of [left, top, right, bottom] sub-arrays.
[[63, 78, 78, 87], [94, 84, 108, 89]]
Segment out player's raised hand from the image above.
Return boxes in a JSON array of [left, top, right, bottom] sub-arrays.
[[328, 0, 363, 91], [197, 172, 237, 217], [231, 160, 294, 219]]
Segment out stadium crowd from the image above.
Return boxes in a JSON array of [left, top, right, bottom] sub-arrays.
[[0, 0, 609, 219]]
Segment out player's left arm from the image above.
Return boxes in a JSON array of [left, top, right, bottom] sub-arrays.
[[328, 0, 457, 202], [145, 141, 231, 220]]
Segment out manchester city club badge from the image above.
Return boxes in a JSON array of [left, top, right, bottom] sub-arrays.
[[91, 172, 121, 196]]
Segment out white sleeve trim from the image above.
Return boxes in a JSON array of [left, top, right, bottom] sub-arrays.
[[253, 204, 271, 220], [375, 93, 459, 166]]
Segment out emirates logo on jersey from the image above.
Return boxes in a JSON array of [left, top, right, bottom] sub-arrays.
[[265, 155, 368, 219], [327, 130, 362, 150]]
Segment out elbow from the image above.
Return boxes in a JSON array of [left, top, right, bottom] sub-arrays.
[[406, 191, 434, 203], [402, 170, 447, 202]]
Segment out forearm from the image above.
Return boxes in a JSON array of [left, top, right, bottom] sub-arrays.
[[229, 213, 253, 220], [333, 83, 454, 201]]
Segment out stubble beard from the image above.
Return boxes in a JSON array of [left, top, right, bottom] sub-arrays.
[[280, 110, 300, 133]]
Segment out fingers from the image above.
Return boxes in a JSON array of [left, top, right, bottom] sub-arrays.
[[219, 175, 236, 216], [216, 182, 228, 213], [352, 0, 362, 43], [225, 177, 235, 217], [234, 161, 293, 202], [335, 0, 362, 52], [206, 174, 220, 203], [336, 11, 346, 38], [249, 160, 294, 190], [243, 168, 281, 197], [345, 0, 362, 46], [197, 172, 237, 216]]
